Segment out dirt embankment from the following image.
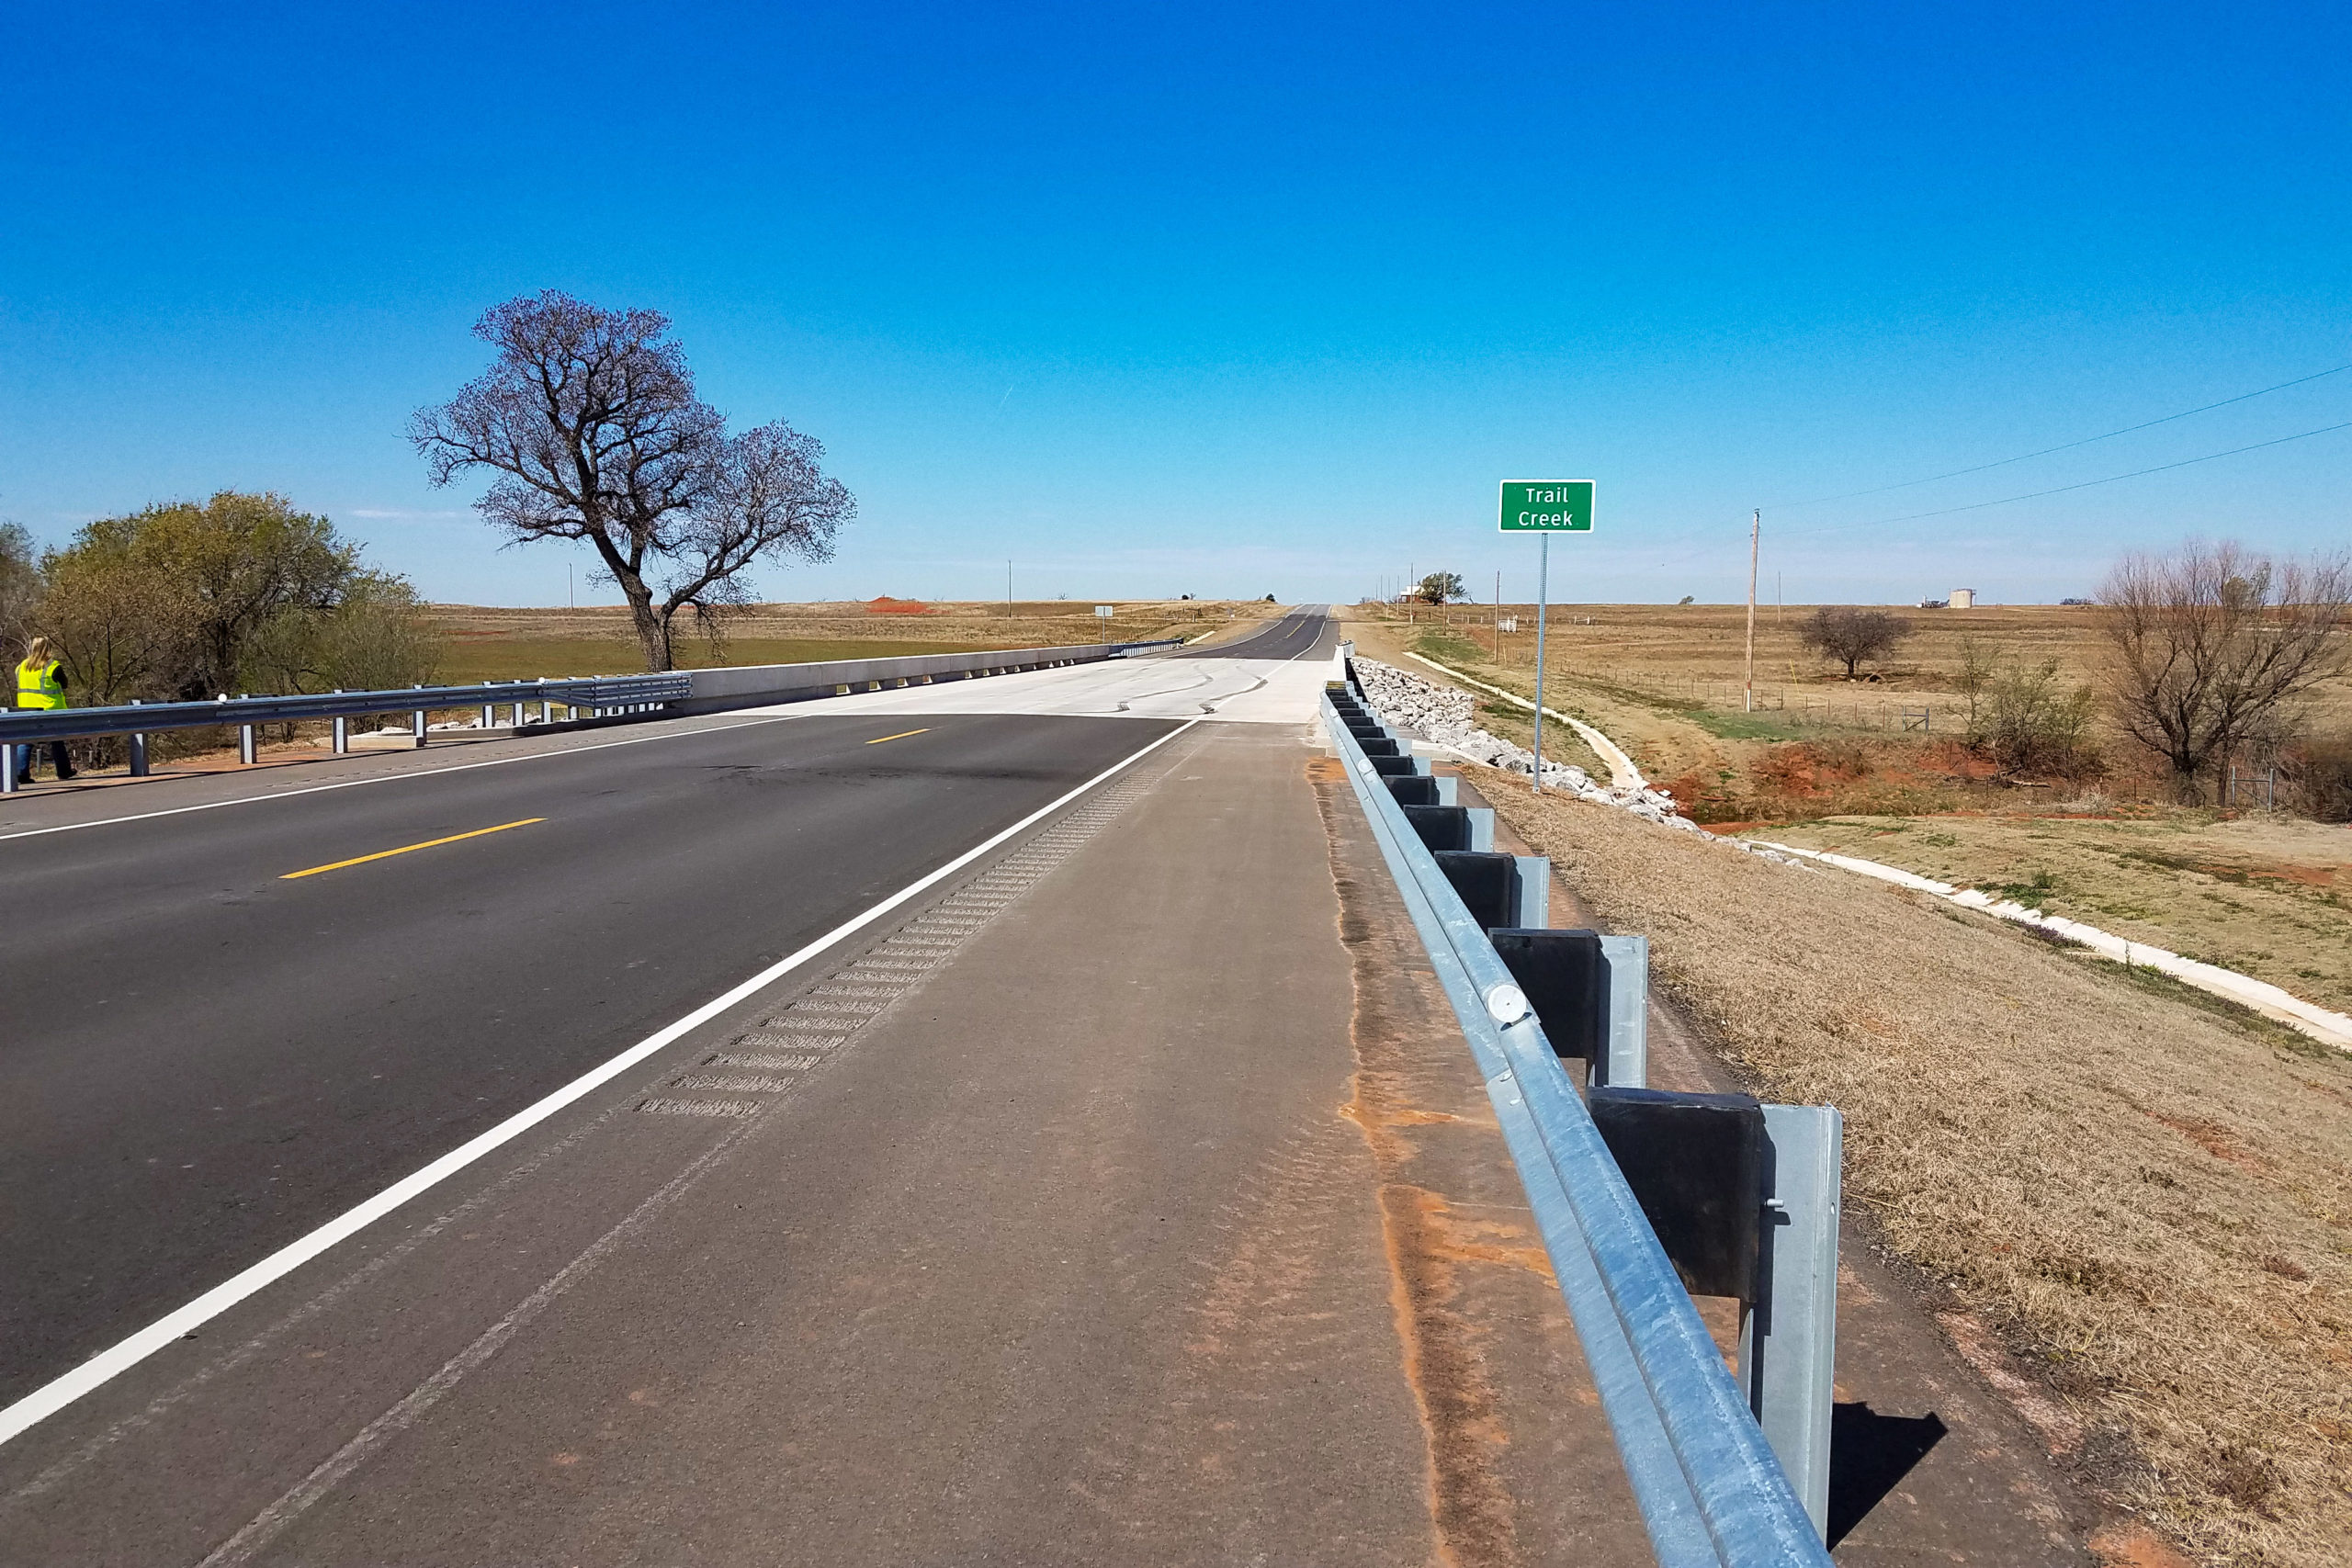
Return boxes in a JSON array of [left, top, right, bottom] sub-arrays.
[[1472, 771, 2352, 1568]]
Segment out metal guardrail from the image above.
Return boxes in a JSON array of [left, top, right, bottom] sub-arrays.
[[0, 675, 690, 747], [0, 635, 1204, 793], [1322, 671, 1835, 1568], [0, 675, 692, 792]]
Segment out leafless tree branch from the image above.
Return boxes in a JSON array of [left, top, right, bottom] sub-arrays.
[[408, 291, 851, 670], [2099, 540, 2351, 802]]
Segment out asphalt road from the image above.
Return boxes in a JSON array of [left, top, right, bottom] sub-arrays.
[[1175, 604, 1335, 660], [0, 708, 1184, 1409]]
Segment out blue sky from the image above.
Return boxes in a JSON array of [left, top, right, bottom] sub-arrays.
[[3, 1, 2346, 607]]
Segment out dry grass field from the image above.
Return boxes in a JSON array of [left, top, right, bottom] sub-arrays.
[[1753, 813, 2352, 1017], [1473, 775, 2352, 1568], [1342, 602, 2352, 998], [1343, 601, 2352, 811], [428, 598, 1277, 681]]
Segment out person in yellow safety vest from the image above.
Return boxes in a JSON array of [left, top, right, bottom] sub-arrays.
[[13, 636, 76, 783]]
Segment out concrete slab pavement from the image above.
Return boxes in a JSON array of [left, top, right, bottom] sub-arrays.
[[731, 651, 1339, 725]]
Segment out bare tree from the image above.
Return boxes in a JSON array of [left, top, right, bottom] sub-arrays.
[[409, 292, 853, 671], [2100, 541, 2351, 802], [1951, 634, 1998, 727], [1799, 605, 1911, 679]]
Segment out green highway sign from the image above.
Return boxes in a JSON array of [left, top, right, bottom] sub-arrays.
[[1498, 479, 1595, 533]]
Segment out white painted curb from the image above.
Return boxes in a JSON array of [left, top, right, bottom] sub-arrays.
[[1377, 643, 2352, 1054], [1747, 840, 2352, 1052], [1401, 651, 1647, 790]]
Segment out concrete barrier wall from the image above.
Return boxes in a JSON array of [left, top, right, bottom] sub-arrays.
[[673, 644, 1125, 716]]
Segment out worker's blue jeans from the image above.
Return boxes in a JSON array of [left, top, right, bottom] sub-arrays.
[[12, 741, 72, 779]]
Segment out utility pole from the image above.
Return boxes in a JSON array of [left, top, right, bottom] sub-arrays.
[[1744, 509, 1760, 712], [1494, 570, 1502, 660], [1006, 560, 1012, 614]]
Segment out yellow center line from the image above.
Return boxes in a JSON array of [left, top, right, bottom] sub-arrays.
[[280, 818, 548, 880], [865, 728, 930, 745]]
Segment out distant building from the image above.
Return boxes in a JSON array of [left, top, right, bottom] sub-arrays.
[[1949, 587, 1977, 609]]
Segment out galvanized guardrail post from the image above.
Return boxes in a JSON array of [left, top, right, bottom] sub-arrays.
[[1748, 1105, 1842, 1532], [1600, 934, 1649, 1089]]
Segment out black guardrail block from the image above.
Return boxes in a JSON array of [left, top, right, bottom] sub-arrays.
[[1402, 805, 1473, 852], [1385, 774, 1441, 807], [1366, 754, 1419, 776], [1489, 928, 1610, 1061], [1589, 1087, 1765, 1303], [1431, 851, 1519, 931], [1357, 737, 1404, 758]]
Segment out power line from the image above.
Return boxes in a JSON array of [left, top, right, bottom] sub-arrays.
[[1786, 418, 2352, 537], [1767, 362, 2352, 509]]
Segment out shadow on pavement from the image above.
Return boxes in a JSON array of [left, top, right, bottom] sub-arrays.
[[1828, 1402, 1949, 1547]]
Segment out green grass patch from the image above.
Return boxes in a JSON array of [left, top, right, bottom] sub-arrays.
[[1682, 708, 1807, 741], [1412, 627, 1490, 666], [2073, 951, 2336, 1059], [1993, 869, 2063, 907]]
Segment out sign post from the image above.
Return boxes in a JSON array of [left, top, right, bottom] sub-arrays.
[[1498, 481, 1595, 793]]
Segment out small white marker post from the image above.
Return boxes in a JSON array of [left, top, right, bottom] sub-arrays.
[[1498, 480, 1596, 795]]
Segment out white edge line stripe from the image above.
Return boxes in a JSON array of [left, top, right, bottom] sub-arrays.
[[0, 716, 801, 845], [0, 716, 1202, 1448]]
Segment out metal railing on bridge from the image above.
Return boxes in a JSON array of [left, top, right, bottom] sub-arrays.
[[0, 674, 691, 792], [0, 637, 1196, 793]]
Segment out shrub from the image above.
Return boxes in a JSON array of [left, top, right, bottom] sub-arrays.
[[2279, 732, 2352, 822], [1972, 660, 2104, 781]]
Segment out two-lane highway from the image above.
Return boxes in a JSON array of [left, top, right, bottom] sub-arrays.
[[0, 709, 1182, 1410], [1173, 604, 1333, 659]]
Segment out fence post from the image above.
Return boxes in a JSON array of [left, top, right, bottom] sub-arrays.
[[1, 743, 16, 794], [129, 699, 149, 776], [412, 685, 427, 744], [238, 698, 257, 765]]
